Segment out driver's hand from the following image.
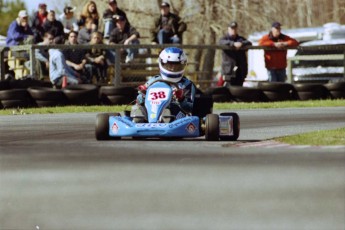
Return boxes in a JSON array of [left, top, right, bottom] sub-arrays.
[[138, 84, 147, 94], [174, 89, 184, 101]]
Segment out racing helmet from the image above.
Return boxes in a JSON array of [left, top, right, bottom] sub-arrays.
[[158, 47, 187, 83]]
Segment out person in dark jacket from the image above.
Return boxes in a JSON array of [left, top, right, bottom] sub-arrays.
[[219, 21, 252, 86], [6, 10, 34, 46], [109, 15, 140, 63], [30, 3, 48, 43], [102, 0, 128, 38], [42, 10, 65, 44], [151, 2, 187, 44]]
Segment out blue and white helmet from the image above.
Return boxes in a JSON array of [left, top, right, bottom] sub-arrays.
[[158, 47, 187, 83]]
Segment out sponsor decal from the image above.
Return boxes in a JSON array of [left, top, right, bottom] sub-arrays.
[[111, 122, 119, 134], [186, 123, 197, 134], [168, 117, 193, 128], [135, 123, 168, 128], [150, 113, 157, 119]]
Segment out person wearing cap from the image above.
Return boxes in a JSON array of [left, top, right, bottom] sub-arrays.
[[42, 10, 65, 44], [219, 21, 252, 86], [6, 10, 34, 46], [102, 0, 128, 39], [259, 22, 299, 82], [31, 3, 48, 43], [151, 2, 187, 44], [109, 15, 140, 63], [59, 6, 79, 36]]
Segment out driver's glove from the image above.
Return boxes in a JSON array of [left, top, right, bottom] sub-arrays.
[[174, 89, 185, 102]]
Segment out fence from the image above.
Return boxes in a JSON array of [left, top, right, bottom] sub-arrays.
[[1, 44, 345, 90]]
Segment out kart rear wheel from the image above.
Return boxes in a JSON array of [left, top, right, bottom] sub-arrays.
[[95, 113, 121, 140], [219, 112, 240, 141], [205, 114, 219, 141]]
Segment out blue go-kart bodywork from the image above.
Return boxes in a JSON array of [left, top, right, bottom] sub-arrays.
[[95, 80, 240, 141]]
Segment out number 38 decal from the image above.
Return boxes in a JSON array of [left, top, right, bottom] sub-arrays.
[[148, 88, 170, 101]]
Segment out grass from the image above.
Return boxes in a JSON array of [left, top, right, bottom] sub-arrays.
[[0, 99, 344, 115], [276, 127, 345, 145]]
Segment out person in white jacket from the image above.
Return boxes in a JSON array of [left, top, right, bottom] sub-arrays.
[[49, 37, 80, 87], [59, 6, 79, 36]]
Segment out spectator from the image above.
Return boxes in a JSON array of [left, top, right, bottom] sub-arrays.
[[103, 0, 128, 39], [59, 6, 79, 36], [85, 32, 108, 83], [151, 2, 187, 44], [259, 22, 299, 82], [63, 31, 90, 83], [219, 21, 252, 86], [109, 15, 140, 63], [6, 10, 34, 46], [43, 10, 65, 44], [78, 1, 99, 30], [77, 17, 97, 44], [31, 3, 48, 43], [34, 32, 55, 80], [49, 37, 81, 87]]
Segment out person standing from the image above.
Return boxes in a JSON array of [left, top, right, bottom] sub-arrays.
[[259, 22, 299, 82], [219, 21, 252, 86], [151, 2, 186, 44]]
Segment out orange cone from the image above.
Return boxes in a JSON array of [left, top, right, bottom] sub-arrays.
[[62, 76, 67, 88]]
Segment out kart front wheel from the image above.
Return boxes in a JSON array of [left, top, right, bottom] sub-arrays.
[[205, 114, 219, 141], [95, 113, 121, 140]]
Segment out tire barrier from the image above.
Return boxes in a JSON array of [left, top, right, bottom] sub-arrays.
[[204, 87, 234, 102], [28, 87, 68, 107], [0, 80, 344, 109], [258, 82, 300, 101], [62, 84, 100, 105], [99, 86, 137, 105], [0, 89, 34, 108], [294, 84, 332, 100], [229, 86, 269, 102], [324, 82, 345, 99]]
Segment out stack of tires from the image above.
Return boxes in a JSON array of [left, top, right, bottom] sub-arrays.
[[324, 82, 345, 99], [99, 86, 137, 105], [258, 82, 299, 101]]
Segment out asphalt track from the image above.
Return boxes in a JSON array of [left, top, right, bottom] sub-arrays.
[[0, 107, 345, 230]]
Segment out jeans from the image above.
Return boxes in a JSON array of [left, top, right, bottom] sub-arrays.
[[106, 39, 140, 64], [103, 18, 114, 39], [267, 69, 287, 82], [157, 29, 180, 44]]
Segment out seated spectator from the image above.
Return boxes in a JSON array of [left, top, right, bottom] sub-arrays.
[[49, 37, 81, 87], [78, 1, 99, 30], [109, 15, 140, 63], [6, 10, 34, 46], [43, 10, 65, 44], [77, 17, 97, 44], [85, 31, 108, 83], [31, 3, 48, 43], [59, 6, 79, 36], [151, 2, 187, 44], [102, 0, 128, 38], [34, 32, 55, 80], [63, 31, 90, 83]]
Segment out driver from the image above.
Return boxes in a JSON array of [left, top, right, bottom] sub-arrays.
[[135, 47, 196, 120]]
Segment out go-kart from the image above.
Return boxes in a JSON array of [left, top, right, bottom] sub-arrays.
[[95, 79, 240, 141]]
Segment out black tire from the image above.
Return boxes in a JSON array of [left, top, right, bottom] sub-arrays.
[[28, 87, 68, 107], [294, 84, 331, 100], [258, 82, 299, 101], [204, 87, 234, 102], [0, 81, 10, 91], [205, 114, 219, 141], [192, 94, 213, 118], [99, 86, 137, 105], [107, 95, 136, 105], [9, 79, 46, 89], [1, 99, 31, 108], [63, 84, 99, 105], [324, 82, 345, 99], [229, 86, 269, 102], [95, 113, 121, 140], [219, 112, 240, 141], [99, 86, 137, 96]]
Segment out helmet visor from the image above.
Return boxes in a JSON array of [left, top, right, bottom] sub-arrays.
[[161, 61, 186, 72]]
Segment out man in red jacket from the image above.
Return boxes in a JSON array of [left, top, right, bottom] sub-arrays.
[[259, 22, 299, 82]]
